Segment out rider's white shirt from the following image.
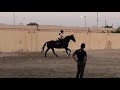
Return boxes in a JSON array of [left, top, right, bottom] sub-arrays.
[[59, 33, 64, 39]]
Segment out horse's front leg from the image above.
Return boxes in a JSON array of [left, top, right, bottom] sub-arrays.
[[67, 48, 71, 58], [65, 48, 71, 58], [65, 48, 68, 54], [65, 48, 69, 57]]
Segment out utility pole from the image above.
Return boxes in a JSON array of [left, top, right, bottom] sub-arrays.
[[13, 12, 15, 30], [97, 12, 98, 31], [105, 16, 107, 26]]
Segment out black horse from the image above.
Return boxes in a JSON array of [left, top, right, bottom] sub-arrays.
[[41, 35, 76, 58]]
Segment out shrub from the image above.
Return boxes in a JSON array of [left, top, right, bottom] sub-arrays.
[[27, 22, 39, 26]]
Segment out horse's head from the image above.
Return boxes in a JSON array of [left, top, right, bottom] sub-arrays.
[[70, 34, 76, 42], [64, 34, 76, 43]]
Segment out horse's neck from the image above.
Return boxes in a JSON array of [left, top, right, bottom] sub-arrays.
[[64, 36, 70, 43]]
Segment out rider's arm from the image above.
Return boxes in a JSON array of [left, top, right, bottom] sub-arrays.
[[60, 33, 64, 39]]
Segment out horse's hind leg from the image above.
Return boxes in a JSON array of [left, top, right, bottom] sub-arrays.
[[45, 48, 50, 57], [51, 48, 58, 57]]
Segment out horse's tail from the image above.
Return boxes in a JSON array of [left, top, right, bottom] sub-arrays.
[[41, 42, 47, 52]]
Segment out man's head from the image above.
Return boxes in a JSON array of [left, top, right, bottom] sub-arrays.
[[81, 43, 85, 49]]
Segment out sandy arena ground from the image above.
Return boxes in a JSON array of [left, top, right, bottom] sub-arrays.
[[0, 49, 120, 78]]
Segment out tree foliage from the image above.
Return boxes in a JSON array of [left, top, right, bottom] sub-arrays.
[[104, 25, 113, 28], [27, 22, 39, 26]]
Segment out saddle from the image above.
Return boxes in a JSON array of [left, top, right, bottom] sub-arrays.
[[57, 39, 64, 47]]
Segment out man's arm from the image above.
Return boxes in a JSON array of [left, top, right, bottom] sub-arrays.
[[84, 52, 87, 63], [84, 56, 87, 63], [72, 50, 78, 62]]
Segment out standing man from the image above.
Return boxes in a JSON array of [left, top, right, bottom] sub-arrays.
[[72, 43, 87, 78]]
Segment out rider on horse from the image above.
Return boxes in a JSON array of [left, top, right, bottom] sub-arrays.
[[58, 30, 64, 47]]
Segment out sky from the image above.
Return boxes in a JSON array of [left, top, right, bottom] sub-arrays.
[[0, 12, 120, 28]]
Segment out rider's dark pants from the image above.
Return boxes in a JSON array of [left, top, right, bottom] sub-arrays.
[[58, 39, 64, 46]]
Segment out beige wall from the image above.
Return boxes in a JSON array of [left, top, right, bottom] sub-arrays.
[[0, 30, 118, 52]]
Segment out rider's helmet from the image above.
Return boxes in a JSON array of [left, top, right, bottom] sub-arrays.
[[60, 30, 64, 33]]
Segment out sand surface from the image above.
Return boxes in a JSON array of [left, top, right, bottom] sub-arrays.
[[0, 49, 120, 78]]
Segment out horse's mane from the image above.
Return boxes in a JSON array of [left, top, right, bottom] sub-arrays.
[[64, 34, 73, 39]]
